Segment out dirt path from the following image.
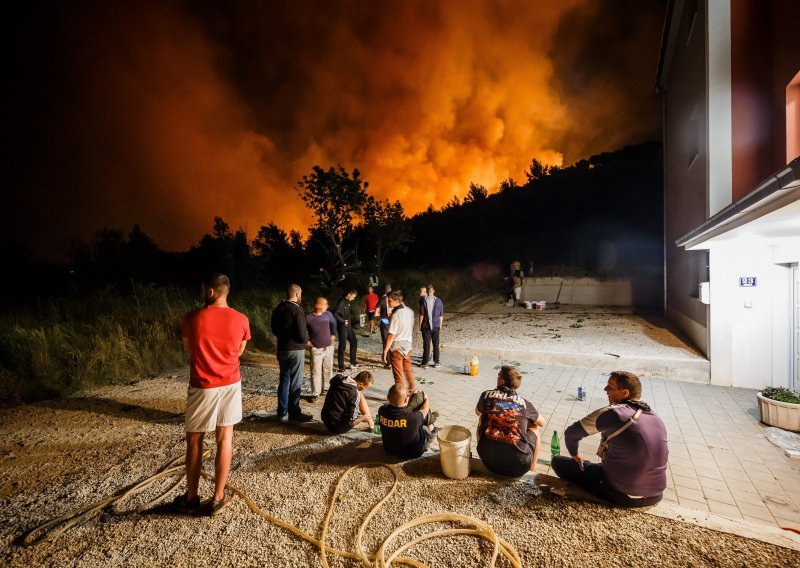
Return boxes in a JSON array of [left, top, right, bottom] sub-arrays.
[[1, 371, 798, 567]]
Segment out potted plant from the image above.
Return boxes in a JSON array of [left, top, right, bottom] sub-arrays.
[[757, 387, 800, 432]]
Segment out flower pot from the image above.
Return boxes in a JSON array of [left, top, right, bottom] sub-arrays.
[[757, 392, 800, 432]]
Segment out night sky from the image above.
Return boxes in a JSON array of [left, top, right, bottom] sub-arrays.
[[7, 0, 666, 257]]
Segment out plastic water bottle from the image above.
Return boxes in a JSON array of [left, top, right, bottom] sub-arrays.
[[373, 422, 381, 435], [550, 431, 560, 458]]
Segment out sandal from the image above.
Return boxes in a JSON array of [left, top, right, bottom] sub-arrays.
[[172, 493, 201, 513], [209, 492, 233, 516]]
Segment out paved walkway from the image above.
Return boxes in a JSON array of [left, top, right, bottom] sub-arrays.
[[316, 334, 800, 533]]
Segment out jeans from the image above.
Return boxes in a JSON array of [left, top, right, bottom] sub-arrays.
[[277, 350, 304, 418], [421, 325, 440, 364], [389, 349, 416, 390], [380, 323, 390, 351], [550, 456, 663, 508], [336, 323, 357, 370], [310, 345, 334, 396]]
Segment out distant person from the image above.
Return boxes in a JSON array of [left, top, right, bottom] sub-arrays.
[[475, 366, 544, 477], [363, 285, 379, 336], [305, 297, 337, 402], [512, 273, 523, 306], [375, 284, 393, 368], [321, 371, 374, 434], [419, 284, 444, 368], [333, 290, 358, 371], [510, 259, 522, 280], [378, 384, 436, 459], [551, 371, 668, 508], [271, 284, 312, 422], [176, 274, 250, 515], [382, 290, 417, 391], [368, 273, 379, 289]]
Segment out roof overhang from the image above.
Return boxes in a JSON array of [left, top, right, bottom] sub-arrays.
[[675, 158, 800, 250]]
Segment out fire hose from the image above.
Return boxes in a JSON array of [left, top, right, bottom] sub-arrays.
[[21, 450, 522, 568]]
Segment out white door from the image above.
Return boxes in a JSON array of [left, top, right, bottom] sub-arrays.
[[794, 265, 800, 391]]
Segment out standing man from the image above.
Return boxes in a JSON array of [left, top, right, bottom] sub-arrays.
[[418, 286, 427, 315], [475, 366, 544, 477], [419, 284, 444, 368], [363, 285, 379, 337], [305, 297, 337, 402], [375, 284, 392, 369], [333, 290, 358, 372], [176, 274, 250, 515], [551, 371, 668, 507], [271, 284, 312, 422], [382, 290, 417, 392]]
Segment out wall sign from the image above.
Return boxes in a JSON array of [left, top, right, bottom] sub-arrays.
[[738, 276, 757, 287]]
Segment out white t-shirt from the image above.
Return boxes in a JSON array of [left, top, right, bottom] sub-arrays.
[[388, 304, 414, 347]]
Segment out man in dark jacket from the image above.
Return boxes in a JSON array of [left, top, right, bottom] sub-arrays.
[[321, 371, 374, 434], [333, 290, 358, 372], [551, 371, 668, 507], [270, 284, 312, 422]]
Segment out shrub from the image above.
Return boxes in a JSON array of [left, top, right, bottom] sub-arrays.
[[761, 387, 800, 404]]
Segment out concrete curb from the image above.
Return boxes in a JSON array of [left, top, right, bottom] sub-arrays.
[[442, 343, 711, 383]]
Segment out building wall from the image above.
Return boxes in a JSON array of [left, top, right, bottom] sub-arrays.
[[731, 0, 800, 200], [663, 0, 710, 354]]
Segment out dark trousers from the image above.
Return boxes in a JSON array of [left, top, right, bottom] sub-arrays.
[[277, 350, 304, 418], [380, 322, 390, 350], [337, 323, 357, 370], [551, 456, 662, 508], [421, 325, 440, 364]]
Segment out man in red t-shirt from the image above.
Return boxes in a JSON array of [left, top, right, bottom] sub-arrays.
[[363, 285, 379, 336], [175, 274, 250, 516]]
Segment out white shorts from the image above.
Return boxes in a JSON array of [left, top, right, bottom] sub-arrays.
[[185, 381, 242, 433], [514, 287, 522, 300]]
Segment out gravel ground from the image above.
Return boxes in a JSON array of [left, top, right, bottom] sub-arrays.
[[1, 370, 798, 567], [443, 298, 705, 361]]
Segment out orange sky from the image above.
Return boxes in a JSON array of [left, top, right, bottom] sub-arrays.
[[8, 0, 665, 254]]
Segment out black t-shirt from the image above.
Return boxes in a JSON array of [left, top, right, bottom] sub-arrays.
[[378, 403, 426, 458], [476, 386, 539, 466], [321, 375, 359, 431]]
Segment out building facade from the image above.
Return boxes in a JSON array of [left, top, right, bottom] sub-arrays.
[[657, 0, 800, 390]]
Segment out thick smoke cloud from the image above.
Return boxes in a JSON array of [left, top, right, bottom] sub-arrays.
[[7, 0, 664, 254]]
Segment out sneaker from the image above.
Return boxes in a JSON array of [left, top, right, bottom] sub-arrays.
[[420, 364, 428, 369], [383, 363, 391, 369], [432, 363, 441, 368], [350, 363, 359, 369], [289, 412, 314, 423], [172, 493, 201, 514]]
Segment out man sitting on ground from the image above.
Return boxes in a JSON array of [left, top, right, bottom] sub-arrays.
[[378, 384, 436, 459], [321, 371, 374, 434], [551, 371, 668, 508], [475, 365, 544, 477], [176, 274, 250, 515]]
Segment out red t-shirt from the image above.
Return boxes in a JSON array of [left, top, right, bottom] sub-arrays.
[[181, 306, 251, 389], [365, 292, 379, 312]]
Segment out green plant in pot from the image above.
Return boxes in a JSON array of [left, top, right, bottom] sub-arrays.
[[757, 387, 800, 432]]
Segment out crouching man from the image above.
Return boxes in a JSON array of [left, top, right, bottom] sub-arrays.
[[176, 274, 250, 515], [476, 365, 544, 477], [378, 385, 436, 459], [552, 371, 668, 507], [321, 371, 374, 434]]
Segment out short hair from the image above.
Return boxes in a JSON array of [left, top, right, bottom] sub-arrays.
[[389, 290, 403, 302], [387, 383, 407, 405], [384, 284, 392, 293], [204, 273, 230, 295], [353, 371, 373, 386], [426, 284, 435, 293], [347, 289, 357, 296], [498, 365, 522, 389], [287, 284, 301, 298], [609, 371, 642, 399]]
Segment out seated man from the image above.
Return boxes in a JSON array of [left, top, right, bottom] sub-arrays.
[[378, 385, 435, 459], [551, 371, 668, 508], [476, 365, 544, 477], [320, 371, 374, 434]]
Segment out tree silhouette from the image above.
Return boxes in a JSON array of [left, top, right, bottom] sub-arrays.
[[297, 165, 368, 287], [362, 197, 413, 277], [524, 159, 558, 183], [464, 182, 488, 203]]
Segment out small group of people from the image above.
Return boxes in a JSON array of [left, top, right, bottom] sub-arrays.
[[176, 273, 668, 516]]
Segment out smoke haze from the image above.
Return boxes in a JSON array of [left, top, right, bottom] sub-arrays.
[[7, 0, 665, 254]]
